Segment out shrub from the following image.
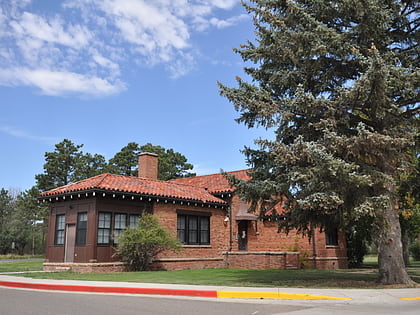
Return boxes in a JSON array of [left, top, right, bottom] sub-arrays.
[[409, 242, 420, 261], [115, 213, 182, 271], [346, 231, 369, 268]]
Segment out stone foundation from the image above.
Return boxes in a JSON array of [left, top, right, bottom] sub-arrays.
[[311, 256, 348, 269], [149, 257, 224, 271], [43, 262, 126, 273], [43, 252, 347, 273]]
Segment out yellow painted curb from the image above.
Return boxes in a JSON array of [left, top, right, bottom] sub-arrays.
[[217, 290, 351, 300], [401, 297, 420, 300]]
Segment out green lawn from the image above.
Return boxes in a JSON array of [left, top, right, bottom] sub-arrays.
[[1, 257, 419, 288], [0, 260, 44, 273], [362, 255, 420, 268], [10, 268, 384, 288], [0, 255, 44, 260]]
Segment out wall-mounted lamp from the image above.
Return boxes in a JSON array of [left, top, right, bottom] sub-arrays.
[[223, 216, 230, 226]]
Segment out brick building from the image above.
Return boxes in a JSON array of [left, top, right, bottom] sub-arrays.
[[40, 153, 347, 272]]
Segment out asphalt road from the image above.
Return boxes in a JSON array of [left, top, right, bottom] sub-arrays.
[[0, 287, 307, 315], [1, 286, 419, 315]]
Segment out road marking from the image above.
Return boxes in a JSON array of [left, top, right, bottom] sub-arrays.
[[401, 297, 420, 300], [217, 290, 351, 300]]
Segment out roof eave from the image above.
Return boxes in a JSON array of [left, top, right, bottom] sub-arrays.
[[39, 188, 228, 208]]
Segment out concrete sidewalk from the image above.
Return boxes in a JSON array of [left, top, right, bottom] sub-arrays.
[[1, 274, 419, 302]]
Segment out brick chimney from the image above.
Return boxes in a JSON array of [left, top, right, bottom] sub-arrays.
[[138, 152, 159, 180]]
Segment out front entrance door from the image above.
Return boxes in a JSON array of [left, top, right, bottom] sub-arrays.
[[238, 221, 248, 251], [64, 224, 76, 262]]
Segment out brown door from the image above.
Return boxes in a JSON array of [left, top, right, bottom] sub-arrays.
[[64, 224, 76, 262], [238, 221, 248, 251]]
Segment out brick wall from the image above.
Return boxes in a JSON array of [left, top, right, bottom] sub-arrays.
[[44, 194, 348, 272], [150, 258, 225, 271], [228, 195, 348, 269], [225, 252, 299, 270], [155, 203, 230, 260]]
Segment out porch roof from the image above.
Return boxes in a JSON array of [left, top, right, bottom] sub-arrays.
[[39, 173, 227, 206]]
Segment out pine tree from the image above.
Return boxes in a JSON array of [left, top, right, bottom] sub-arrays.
[[36, 139, 108, 191], [220, 0, 418, 284], [35, 139, 84, 191], [0, 188, 13, 254], [139, 143, 195, 180], [109, 142, 195, 180], [108, 142, 140, 176]]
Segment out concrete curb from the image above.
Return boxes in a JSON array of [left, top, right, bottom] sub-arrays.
[[0, 280, 217, 298], [0, 280, 350, 300], [1, 277, 420, 301]]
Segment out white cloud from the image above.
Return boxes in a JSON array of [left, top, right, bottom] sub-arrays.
[[10, 12, 92, 49], [206, 0, 238, 10], [0, 0, 247, 97], [0, 68, 126, 97], [0, 8, 6, 36], [91, 51, 121, 77], [207, 14, 249, 30], [0, 124, 60, 144], [167, 52, 196, 79], [101, 0, 189, 48]]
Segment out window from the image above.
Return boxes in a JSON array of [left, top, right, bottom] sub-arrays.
[[76, 212, 87, 246], [97, 212, 111, 245], [177, 214, 210, 245], [55, 214, 65, 245], [326, 227, 339, 246], [113, 213, 127, 244], [129, 214, 140, 228]]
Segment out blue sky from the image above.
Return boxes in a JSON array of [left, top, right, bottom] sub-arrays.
[[0, 0, 269, 191]]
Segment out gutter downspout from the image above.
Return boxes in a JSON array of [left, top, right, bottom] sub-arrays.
[[311, 225, 317, 268], [226, 205, 233, 267]]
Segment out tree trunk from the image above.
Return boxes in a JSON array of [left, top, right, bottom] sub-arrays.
[[376, 198, 414, 285], [401, 228, 410, 267]]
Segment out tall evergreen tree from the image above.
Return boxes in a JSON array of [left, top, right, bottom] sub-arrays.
[[140, 143, 195, 180], [35, 139, 107, 191], [15, 187, 49, 255], [220, 0, 418, 284], [35, 139, 84, 191], [0, 188, 13, 254], [76, 153, 108, 179], [109, 142, 195, 180], [108, 142, 140, 176]]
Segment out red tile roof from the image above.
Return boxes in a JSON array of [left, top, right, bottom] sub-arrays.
[[40, 173, 227, 205], [170, 170, 250, 194]]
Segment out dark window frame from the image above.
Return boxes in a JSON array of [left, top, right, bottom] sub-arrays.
[[325, 227, 339, 246], [76, 212, 88, 246], [113, 213, 127, 245], [177, 213, 210, 245], [97, 212, 112, 246], [129, 214, 140, 229], [54, 214, 65, 246]]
